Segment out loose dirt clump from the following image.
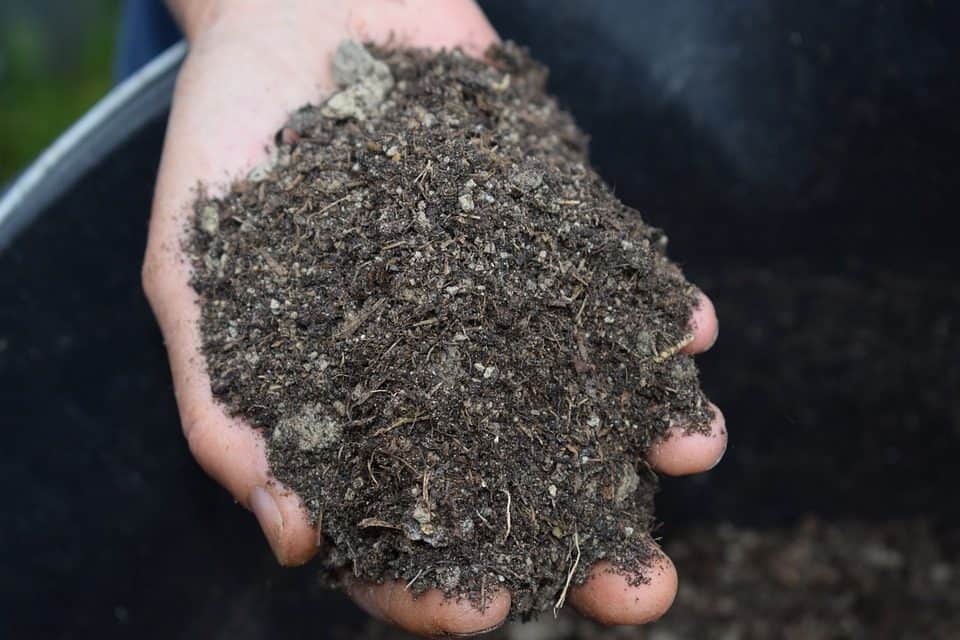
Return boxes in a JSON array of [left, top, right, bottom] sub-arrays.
[[188, 41, 712, 618]]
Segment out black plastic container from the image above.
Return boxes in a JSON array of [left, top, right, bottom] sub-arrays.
[[2, 1, 957, 636]]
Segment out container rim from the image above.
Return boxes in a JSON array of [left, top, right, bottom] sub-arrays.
[[0, 41, 187, 252]]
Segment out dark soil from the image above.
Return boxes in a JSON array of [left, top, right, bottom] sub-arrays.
[[345, 518, 960, 639], [188, 42, 711, 617]]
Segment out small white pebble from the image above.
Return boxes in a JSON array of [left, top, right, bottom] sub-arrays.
[[199, 205, 219, 235], [459, 193, 475, 212]]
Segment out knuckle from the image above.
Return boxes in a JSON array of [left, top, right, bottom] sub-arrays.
[[141, 253, 162, 306], [181, 405, 215, 463]]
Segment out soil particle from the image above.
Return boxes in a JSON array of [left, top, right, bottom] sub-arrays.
[[321, 40, 394, 121], [188, 42, 711, 618], [198, 204, 219, 236], [271, 404, 342, 453]]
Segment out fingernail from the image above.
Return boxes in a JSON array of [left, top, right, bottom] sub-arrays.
[[446, 620, 507, 638], [249, 486, 285, 560], [707, 434, 728, 471]]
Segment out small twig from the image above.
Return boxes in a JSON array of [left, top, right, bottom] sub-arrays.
[[358, 518, 401, 530], [568, 269, 590, 287], [423, 469, 431, 509], [414, 159, 433, 184], [380, 240, 408, 251], [554, 530, 581, 615], [315, 194, 350, 216], [377, 450, 419, 475], [475, 508, 491, 528], [653, 333, 695, 363], [405, 568, 425, 591], [335, 298, 387, 340], [367, 452, 379, 487], [501, 489, 512, 543], [346, 541, 359, 578], [284, 172, 305, 191], [380, 338, 402, 360], [371, 414, 424, 438], [575, 295, 588, 325]]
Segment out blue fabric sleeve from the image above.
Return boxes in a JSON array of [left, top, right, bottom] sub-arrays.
[[115, 0, 182, 81]]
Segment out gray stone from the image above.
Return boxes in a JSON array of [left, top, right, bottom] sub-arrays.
[[199, 205, 219, 235], [321, 41, 394, 121], [459, 193, 476, 212], [272, 403, 342, 452]]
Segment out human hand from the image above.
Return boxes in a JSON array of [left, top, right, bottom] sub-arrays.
[[143, 0, 726, 635]]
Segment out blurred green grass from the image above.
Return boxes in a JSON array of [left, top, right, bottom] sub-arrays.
[[0, 1, 120, 182]]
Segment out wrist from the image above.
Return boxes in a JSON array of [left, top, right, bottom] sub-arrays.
[[167, 0, 303, 41], [168, 0, 497, 52]]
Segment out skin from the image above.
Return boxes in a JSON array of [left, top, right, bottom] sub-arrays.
[[145, 1, 727, 636]]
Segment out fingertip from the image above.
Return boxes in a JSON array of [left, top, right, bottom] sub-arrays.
[[249, 485, 319, 566], [570, 555, 678, 626], [182, 404, 268, 508], [647, 403, 727, 476], [434, 589, 511, 637], [182, 404, 317, 566], [346, 579, 510, 637], [272, 488, 321, 566], [683, 292, 718, 354]]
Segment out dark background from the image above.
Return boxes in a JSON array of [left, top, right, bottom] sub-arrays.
[[1, 1, 958, 637]]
